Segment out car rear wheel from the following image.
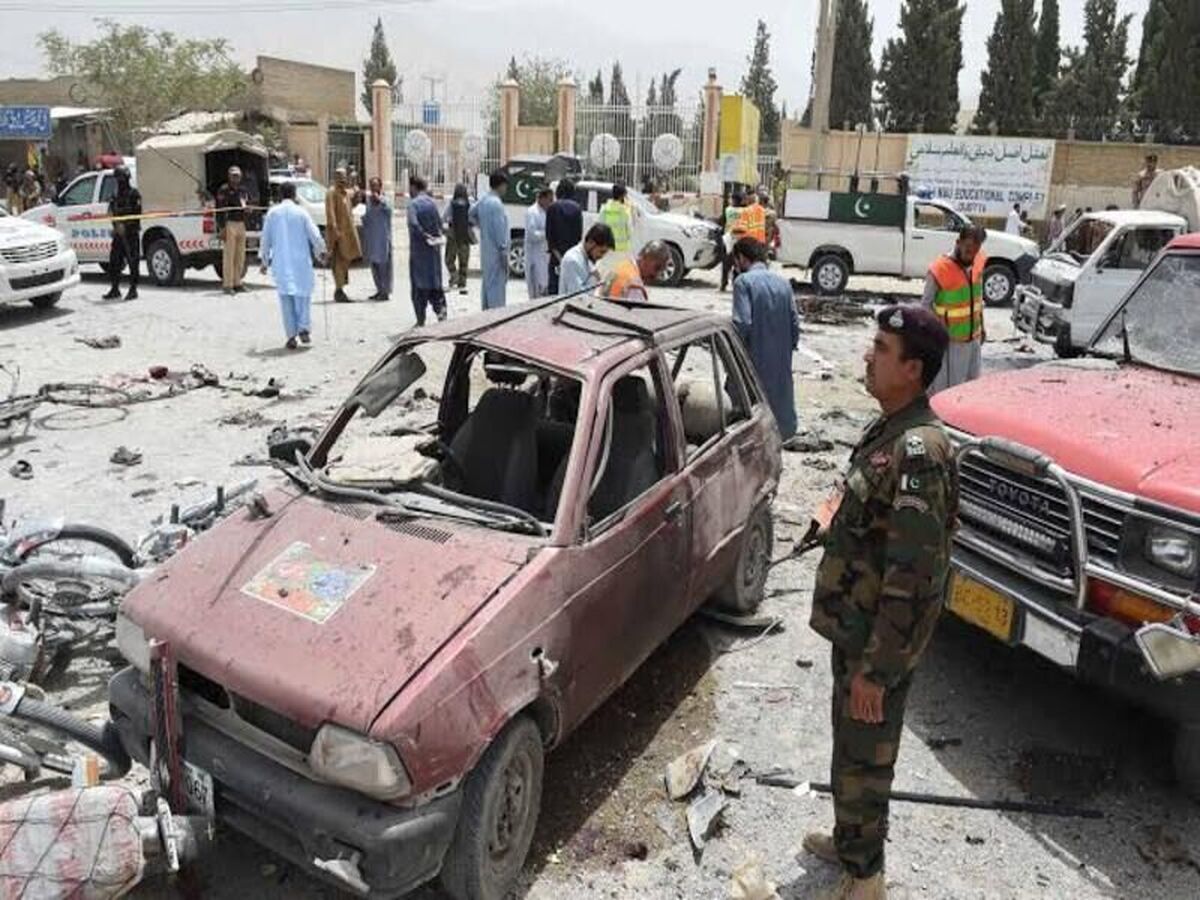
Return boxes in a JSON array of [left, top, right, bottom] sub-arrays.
[[982, 263, 1016, 306], [29, 292, 61, 310], [440, 716, 543, 900], [712, 503, 773, 615], [147, 238, 183, 287], [811, 254, 849, 295], [1053, 326, 1081, 359], [508, 235, 525, 278], [655, 243, 686, 287]]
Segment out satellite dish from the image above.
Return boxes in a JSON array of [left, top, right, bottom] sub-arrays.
[[460, 132, 485, 161], [651, 133, 684, 172], [404, 129, 432, 162], [589, 133, 621, 170]]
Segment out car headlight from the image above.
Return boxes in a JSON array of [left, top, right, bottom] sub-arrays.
[[1145, 526, 1199, 579], [115, 612, 150, 673], [309, 723, 412, 800]]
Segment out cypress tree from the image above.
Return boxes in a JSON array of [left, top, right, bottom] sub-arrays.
[[877, 0, 965, 133], [361, 17, 400, 115], [740, 19, 781, 144], [1033, 0, 1060, 112], [829, 0, 875, 129], [973, 0, 1038, 134]]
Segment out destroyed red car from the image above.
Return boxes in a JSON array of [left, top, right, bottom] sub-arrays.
[[933, 234, 1200, 793], [109, 298, 782, 898]]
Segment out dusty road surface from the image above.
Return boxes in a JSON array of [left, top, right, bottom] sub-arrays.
[[1, 238, 1197, 900]]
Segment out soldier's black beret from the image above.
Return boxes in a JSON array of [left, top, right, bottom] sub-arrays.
[[876, 304, 949, 356]]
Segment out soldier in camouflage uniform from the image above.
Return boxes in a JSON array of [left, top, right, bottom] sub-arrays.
[[804, 305, 959, 900]]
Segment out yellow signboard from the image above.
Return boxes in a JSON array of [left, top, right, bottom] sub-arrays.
[[719, 95, 761, 185]]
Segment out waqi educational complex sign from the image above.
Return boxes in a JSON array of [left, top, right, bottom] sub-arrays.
[[905, 134, 1056, 219]]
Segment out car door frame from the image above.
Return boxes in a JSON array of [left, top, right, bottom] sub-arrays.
[[55, 171, 110, 264], [905, 200, 962, 278], [1072, 225, 1174, 346], [549, 347, 693, 734]]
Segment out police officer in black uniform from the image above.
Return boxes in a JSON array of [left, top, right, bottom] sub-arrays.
[[102, 166, 142, 300]]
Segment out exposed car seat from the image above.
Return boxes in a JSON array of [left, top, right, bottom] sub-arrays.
[[588, 376, 661, 521], [448, 388, 539, 512]]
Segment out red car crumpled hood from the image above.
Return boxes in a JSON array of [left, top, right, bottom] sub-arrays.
[[932, 362, 1200, 512], [122, 489, 530, 733]]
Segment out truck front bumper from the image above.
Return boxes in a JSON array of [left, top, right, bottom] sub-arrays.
[[108, 668, 460, 898], [950, 545, 1200, 725], [1012, 285, 1064, 344], [0, 249, 80, 304]]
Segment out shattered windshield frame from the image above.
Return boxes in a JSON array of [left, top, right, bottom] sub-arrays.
[[1090, 248, 1200, 378]]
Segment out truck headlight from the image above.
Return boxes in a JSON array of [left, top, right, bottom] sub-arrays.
[[115, 612, 150, 673], [309, 724, 412, 800], [1145, 526, 1199, 579]]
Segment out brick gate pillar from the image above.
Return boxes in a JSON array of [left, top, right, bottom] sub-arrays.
[[702, 68, 722, 176], [371, 79, 394, 196], [556, 78, 577, 156], [499, 79, 520, 165]]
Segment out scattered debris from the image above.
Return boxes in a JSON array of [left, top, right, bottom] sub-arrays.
[[796, 658, 815, 669], [927, 736, 963, 750], [131, 488, 157, 499], [109, 446, 143, 467], [665, 740, 717, 800], [247, 494, 273, 520], [219, 409, 273, 428], [74, 335, 121, 350], [1013, 746, 1115, 802], [622, 840, 649, 861], [796, 294, 876, 326], [148, 366, 169, 379], [965, 835, 986, 846], [783, 431, 835, 453], [732, 682, 802, 692], [730, 855, 780, 900], [1136, 825, 1200, 874], [686, 790, 727, 849], [189, 363, 220, 387], [8, 460, 32, 480]]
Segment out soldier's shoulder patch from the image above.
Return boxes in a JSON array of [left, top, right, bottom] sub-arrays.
[[905, 434, 927, 458], [894, 494, 931, 514]]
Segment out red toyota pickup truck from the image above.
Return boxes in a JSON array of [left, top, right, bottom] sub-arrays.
[[932, 234, 1200, 795]]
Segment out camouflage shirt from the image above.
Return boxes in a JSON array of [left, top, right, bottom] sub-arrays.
[[809, 395, 958, 688]]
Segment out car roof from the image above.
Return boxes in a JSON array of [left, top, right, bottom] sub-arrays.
[[1168, 233, 1200, 250], [406, 298, 729, 376], [1089, 209, 1189, 227]]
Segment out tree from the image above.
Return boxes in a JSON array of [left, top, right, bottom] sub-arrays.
[[659, 68, 682, 108], [973, 0, 1037, 134], [1132, 0, 1200, 141], [39, 20, 245, 150], [829, 0, 875, 129], [646, 81, 658, 107], [587, 70, 605, 104], [740, 19, 781, 144], [1033, 0, 1061, 112], [877, 0, 965, 133], [494, 55, 574, 126], [360, 17, 400, 115], [609, 62, 630, 107], [1041, 0, 1130, 140]]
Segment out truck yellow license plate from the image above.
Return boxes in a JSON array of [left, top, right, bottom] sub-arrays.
[[948, 576, 1015, 641]]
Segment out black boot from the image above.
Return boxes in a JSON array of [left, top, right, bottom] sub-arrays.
[[334, 289, 351, 303], [102, 285, 121, 300], [124, 287, 138, 300]]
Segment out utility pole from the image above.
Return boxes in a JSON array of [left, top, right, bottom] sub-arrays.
[[807, 0, 840, 186]]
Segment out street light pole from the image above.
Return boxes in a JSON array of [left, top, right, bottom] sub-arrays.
[[807, 0, 840, 187]]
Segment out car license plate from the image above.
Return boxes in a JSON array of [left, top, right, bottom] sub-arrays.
[[183, 760, 215, 819], [948, 575, 1015, 642]]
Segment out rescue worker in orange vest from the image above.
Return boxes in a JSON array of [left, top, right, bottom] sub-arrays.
[[921, 224, 987, 394], [720, 191, 747, 291], [603, 240, 671, 301]]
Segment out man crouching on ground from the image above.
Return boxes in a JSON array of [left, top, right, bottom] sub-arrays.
[[803, 305, 959, 900]]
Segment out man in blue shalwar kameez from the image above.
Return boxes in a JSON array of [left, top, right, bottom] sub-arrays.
[[260, 181, 326, 350], [469, 169, 511, 310], [731, 236, 800, 439], [362, 176, 394, 302], [406, 175, 446, 325]]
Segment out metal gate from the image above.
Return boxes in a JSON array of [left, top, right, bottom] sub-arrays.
[[326, 127, 365, 181], [393, 99, 498, 196], [574, 101, 703, 193]]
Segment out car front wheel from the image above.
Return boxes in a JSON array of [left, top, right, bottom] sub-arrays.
[[982, 263, 1016, 306], [147, 238, 183, 286], [508, 235, 526, 278], [655, 243, 686, 287], [29, 292, 62, 310], [712, 503, 773, 615], [440, 716, 544, 900]]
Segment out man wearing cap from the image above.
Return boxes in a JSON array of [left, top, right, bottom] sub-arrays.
[[215, 166, 250, 294], [1046, 204, 1067, 249], [802, 305, 958, 900], [102, 165, 142, 301], [921, 224, 987, 393]]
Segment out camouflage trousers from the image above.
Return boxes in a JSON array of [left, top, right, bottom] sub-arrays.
[[830, 646, 913, 878]]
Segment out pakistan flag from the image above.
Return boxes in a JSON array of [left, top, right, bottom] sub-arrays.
[[828, 192, 906, 227]]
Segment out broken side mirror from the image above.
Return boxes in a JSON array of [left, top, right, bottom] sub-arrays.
[[1135, 622, 1200, 680], [347, 351, 426, 418]]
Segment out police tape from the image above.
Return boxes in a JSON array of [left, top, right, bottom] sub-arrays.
[[65, 205, 271, 225]]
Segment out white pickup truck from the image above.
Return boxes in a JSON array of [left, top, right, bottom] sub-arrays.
[[778, 189, 1039, 301], [1014, 167, 1198, 356], [22, 130, 269, 287]]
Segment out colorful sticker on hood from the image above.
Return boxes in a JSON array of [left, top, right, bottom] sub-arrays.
[[241, 541, 375, 624]]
